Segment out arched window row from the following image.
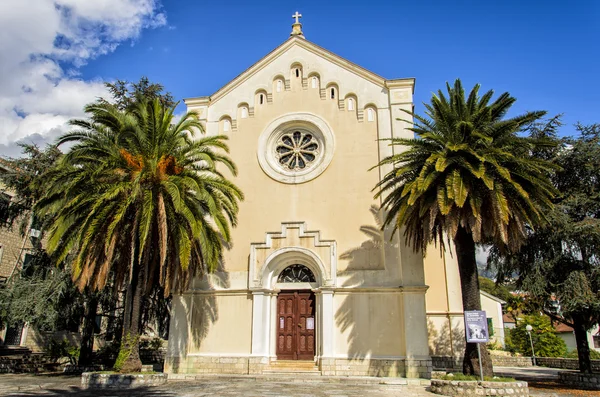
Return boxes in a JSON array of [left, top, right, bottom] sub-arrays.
[[216, 64, 379, 127]]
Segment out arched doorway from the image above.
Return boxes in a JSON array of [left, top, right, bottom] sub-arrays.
[[276, 264, 316, 360]]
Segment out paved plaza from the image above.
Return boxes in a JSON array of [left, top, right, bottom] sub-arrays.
[[0, 374, 434, 397], [1, 371, 600, 397]]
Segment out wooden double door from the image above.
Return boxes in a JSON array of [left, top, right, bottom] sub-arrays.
[[276, 291, 315, 360]]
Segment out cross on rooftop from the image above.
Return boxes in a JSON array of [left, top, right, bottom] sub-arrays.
[[292, 11, 302, 24]]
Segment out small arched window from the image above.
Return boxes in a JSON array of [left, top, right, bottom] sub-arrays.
[[347, 98, 355, 111], [277, 264, 316, 283], [223, 118, 231, 132], [295, 69, 300, 78], [311, 76, 318, 89], [276, 80, 282, 92], [330, 88, 336, 99], [241, 107, 248, 119], [367, 108, 375, 122], [260, 94, 264, 105]]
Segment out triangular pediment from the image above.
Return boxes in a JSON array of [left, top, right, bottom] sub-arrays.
[[186, 36, 388, 106]]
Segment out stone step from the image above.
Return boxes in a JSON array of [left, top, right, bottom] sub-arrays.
[[169, 373, 429, 386], [269, 360, 317, 368], [262, 370, 322, 376], [268, 364, 318, 369], [0, 347, 32, 357]]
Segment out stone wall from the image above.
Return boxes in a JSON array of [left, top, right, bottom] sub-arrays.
[[0, 220, 28, 279], [139, 349, 165, 364], [431, 356, 461, 372], [81, 372, 167, 389], [165, 356, 249, 375], [320, 358, 406, 377], [0, 354, 60, 373], [537, 357, 600, 371], [165, 356, 432, 378], [23, 329, 81, 353], [433, 355, 533, 371], [430, 379, 529, 397], [491, 356, 533, 367], [559, 371, 600, 390]]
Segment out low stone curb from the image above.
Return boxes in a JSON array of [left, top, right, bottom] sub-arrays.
[[168, 373, 430, 386], [81, 372, 168, 389], [559, 371, 600, 390], [430, 379, 528, 397], [63, 364, 105, 374]]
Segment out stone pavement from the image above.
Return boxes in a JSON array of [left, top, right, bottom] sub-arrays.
[[0, 374, 435, 397], [1, 372, 599, 396], [495, 366, 600, 397], [495, 366, 561, 381]]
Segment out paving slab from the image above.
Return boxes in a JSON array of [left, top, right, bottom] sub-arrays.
[[2, 371, 599, 396], [0, 374, 435, 397]]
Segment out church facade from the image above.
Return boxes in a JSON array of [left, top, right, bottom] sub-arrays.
[[165, 15, 465, 378]]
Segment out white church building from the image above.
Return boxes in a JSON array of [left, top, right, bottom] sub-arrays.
[[165, 14, 466, 378]]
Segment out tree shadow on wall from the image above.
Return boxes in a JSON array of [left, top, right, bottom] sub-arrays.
[[166, 261, 230, 374], [427, 318, 465, 371], [339, 206, 385, 272], [334, 206, 406, 377]]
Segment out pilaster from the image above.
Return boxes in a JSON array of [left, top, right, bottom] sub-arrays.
[[250, 290, 272, 357]]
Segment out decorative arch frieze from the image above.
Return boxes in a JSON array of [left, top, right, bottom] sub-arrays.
[[249, 222, 337, 289]]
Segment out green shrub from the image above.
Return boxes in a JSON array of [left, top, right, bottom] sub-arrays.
[[563, 349, 600, 360], [441, 373, 515, 382], [486, 340, 503, 351], [139, 337, 164, 352], [505, 314, 567, 357], [45, 339, 79, 365]]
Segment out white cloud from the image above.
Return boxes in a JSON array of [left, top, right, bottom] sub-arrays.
[[0, 0, 166, 157]]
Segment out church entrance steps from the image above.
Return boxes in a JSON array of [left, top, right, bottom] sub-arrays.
[[262, 370, 322, 376], [263, 359, 321, 375], [168, 373, 431, 386]]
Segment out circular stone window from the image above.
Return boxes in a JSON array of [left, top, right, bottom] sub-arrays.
[[257, 113, 335, 184]]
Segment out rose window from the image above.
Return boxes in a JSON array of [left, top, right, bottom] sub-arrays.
[[275, 131, 319, 170]]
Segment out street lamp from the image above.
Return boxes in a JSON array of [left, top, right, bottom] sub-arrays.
[[526, 324, 537, 366]]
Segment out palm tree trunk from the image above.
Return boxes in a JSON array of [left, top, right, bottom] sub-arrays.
[[119, 262, 144, 373], [121, 283, 133, 342], [454, 225, 494, 376], [78, 293, 98, 366], [572, 314, 592, 374]]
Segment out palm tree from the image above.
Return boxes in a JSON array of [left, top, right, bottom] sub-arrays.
[[373, 79, 557, 375], [37, 98, 243, 372]]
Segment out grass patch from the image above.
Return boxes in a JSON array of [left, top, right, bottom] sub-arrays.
[[440, 373, 516, 382], [90, 371, 158, 375]]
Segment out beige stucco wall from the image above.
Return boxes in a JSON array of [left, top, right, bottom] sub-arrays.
[[167, 293, 252, 356], [188, 44, 389, 288], [167, 37, 435, 377], [333, 291, 404, 358], [424, 244, 466, 357], [480, 292, 506, 347]]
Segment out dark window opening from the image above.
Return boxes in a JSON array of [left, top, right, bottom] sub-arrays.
[[259, 94, 264, 105], [278, 264, 316, 283], [295, 69, 300, 78], [0, 193, 10, 224], [487, 318, 494, 337], [330, 88, 335, 99]]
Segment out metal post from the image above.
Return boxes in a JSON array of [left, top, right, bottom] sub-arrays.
[[527, 331, 537, 366], [476, 343, 484, 382]]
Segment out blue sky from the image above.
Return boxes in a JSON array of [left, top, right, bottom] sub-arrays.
[[1, 0, 598, 156]]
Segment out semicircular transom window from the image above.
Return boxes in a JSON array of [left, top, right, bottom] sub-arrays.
[[277, 264, 316, 283], [276, 131, 319, 170]]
